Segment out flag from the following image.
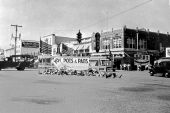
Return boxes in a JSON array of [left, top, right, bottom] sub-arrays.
[[62, 43, 74, 56], [40, 38, 52, 54]]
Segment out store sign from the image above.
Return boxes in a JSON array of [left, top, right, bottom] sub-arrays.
[[134, 54, 150, 66], [22, 42, 39, 48], [166, 48, 170, 57]]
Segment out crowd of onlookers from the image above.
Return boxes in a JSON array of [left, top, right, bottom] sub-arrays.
[[120, 64, 131, 71], [119, 64, 150, 71]]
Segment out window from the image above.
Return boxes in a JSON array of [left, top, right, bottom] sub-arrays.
[[146, 55, 149, 60], [53, 48, 56, 55], [90, 60, 99, 66], [85, 49, 89, 52], [112, 37, 122, 48], [102, 38, 110, 49], [74, 50, 78, 54], [101, 60, 110, 66], [79, 49, 84, 53]]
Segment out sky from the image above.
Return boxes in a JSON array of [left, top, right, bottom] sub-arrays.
[[0, 0, 170, 49]]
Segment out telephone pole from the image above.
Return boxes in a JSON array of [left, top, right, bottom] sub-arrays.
[[11, 24, 22, 62]]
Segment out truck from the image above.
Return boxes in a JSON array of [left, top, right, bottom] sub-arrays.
[[89, 56, 115, 72], [0, 55, 34, 71]]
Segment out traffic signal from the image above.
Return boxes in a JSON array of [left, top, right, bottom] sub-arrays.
[[95, 32, 100, 53], [77, 30, 82, 43]]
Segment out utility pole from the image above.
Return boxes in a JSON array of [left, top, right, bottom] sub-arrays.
[[11, 24, 22, 62], [136, 27, 139, 52]]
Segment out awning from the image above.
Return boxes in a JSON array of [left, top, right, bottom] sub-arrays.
[[73, 45, 79, 50], [77, 45, 84, 50], [83, 44, 90, 50]]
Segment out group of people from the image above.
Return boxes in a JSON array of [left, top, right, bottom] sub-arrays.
[[120, 64, 131, 71]]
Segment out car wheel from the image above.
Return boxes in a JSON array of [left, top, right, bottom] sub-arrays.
[[150, 71, 154, 76], [165, 73, 170, 78]]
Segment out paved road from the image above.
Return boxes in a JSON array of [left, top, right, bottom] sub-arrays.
[[0, 69, 170, 113]]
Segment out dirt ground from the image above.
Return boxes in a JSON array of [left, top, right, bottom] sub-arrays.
[[0, 69, 170, 113]]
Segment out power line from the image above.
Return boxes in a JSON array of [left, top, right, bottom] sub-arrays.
[[81, 0, 152, 30]]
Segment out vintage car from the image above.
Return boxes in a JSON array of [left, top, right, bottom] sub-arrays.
[[149, 57, 170, 78], [0, 55, 34, 71]]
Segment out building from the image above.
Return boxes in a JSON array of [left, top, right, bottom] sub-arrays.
[[40, 34, 92, 57], [73, 37, 92, 56], [40, 34, 76, 55], [91, 26, 170, 69], [5, 38, 39, 58], [39, 26, 170, 70], [0, 48, 5, 61]]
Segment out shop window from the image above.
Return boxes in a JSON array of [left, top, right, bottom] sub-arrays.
[[74, 50, 78, 53], [85, 49, 89, 52], [79, 49, 84, 53]]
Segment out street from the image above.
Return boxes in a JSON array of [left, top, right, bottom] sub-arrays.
[[0, 69, 170, 113]]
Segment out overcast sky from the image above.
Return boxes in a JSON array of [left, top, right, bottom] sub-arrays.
[[0, 0, 170, 49]]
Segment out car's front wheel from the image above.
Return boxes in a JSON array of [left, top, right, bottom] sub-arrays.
[[165, 73, 170, 78], [150, 71, 154, 76]]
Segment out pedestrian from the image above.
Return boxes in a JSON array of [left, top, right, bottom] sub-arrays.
[[138, 64, 141, 71], [127, 63, 130, 71], [120, 64, 122, 70], [123, 64, 126, 70]]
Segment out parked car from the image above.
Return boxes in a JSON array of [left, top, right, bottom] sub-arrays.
[[149, 57, 170, 78]]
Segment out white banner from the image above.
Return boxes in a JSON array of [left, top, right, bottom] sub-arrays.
[[51, 56, 89, 70], [37, 55, 88, 71]]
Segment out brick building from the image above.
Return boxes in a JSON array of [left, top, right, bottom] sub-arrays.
[[91, 26, 170, 69]]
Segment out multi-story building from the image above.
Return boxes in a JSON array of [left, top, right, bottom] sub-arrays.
[[91, 26, 170, 69], [40, 34, 75, 56], [40, 26, 170, 69], [73, 37, 92, 56], [40, 34, 92, 57]]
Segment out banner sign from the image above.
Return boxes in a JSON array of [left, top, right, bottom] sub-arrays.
[[38, 55, 90, 71], [134, 59, 150, 66], [134, 54, 150, 66], [22, 42, 39, 48]]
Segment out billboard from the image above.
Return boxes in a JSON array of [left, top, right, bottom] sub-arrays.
[[134, 54, 150, 66], [22, 41, 39, 48], [166, 47, 170, 57]]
